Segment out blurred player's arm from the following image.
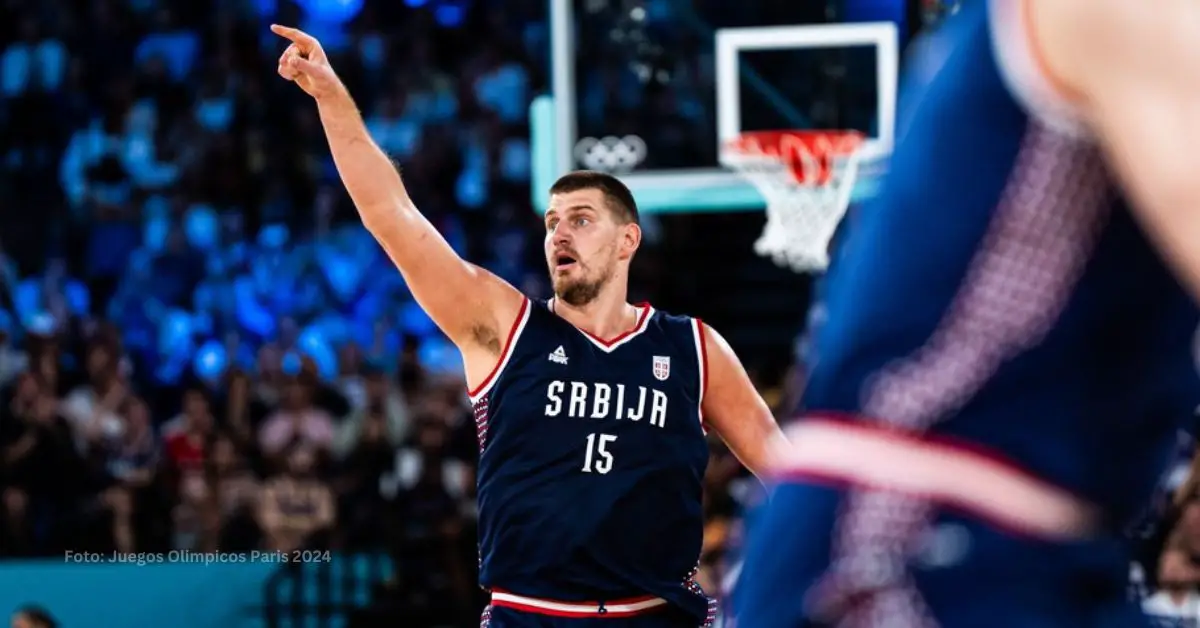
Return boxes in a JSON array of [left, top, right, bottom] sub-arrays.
[[1022, 0, 1200, 298], [269, 25, 524, 372], [699, 323, 788, 478]]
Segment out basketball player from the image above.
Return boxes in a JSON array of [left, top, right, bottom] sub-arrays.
[[270, 25, 784, 628], [735, 0, 1200, 626]]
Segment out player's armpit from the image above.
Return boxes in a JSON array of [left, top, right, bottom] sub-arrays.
[[309, 86, 525, 374], [1029, 0, 1200, 301], [698, 323, 788, 479]]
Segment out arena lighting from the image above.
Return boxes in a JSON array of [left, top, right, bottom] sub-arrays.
[[295, 0, 363, 22], [434, 3, 466, 27], [586, 0, 676, 86]]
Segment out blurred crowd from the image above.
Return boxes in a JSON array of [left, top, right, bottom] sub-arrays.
[[0, 0, 556, 378]]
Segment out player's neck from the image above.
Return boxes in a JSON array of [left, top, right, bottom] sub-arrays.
[[550, 290, 638, 341]]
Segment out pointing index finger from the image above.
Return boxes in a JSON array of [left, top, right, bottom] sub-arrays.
[[270, 24, 317, 51]]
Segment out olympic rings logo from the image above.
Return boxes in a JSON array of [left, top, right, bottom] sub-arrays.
[[574, 135, 648, 172]]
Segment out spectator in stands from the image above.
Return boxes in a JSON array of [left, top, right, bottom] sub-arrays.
[[0, 372, 75, 555], [13, 257, 89, 330], [149, 226, 204, 309], [221, 369, 258, 448], [103, 395, 158, 552], [335, 398, 397, 548], [256, 444, 334, 552], [197, 432, 259, 552], [299, 354, 351, 418], [1176, 491, 1200, 560], [253, 345, 286, 408], [382, 411, 474, 619], [29, 348, 59, 398], [258, 373, 335, 460], [334, 342, 367, 411], [9, 606, 57, 628], [164, 386, 214, 549], [1143, 542, 1200, 625], [163, 386, 212, 473], [60, 342, 126, 455], [332, 365, 409, 461], [0, 316, 29, 389], [699, 443, 742, 593]]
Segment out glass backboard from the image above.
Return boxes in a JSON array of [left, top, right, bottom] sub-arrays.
[[533, 0, 904, 213]]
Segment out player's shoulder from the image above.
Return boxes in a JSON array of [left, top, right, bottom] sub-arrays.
[[641, 303, 700, 332], [641, 304, 707, 356], [516, 297, 555, 326], [988, 0, 1178, 140], [984, 0, 1092, 137]]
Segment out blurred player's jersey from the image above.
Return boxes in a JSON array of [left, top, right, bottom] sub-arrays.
[[805, 0, 1200, 528], [737, 1, 1200, 626], [471, 298, 714, 622]]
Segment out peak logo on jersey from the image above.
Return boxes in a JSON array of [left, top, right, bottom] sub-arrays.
[[549, 345, 569, 365], [653, 356, 671, 381]]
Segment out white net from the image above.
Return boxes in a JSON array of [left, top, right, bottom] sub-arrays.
[[721, 132, 864, 273]]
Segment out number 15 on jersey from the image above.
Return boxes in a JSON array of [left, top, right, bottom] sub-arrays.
[[583, 433, 617, 474]]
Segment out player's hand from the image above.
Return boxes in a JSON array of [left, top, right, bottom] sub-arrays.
[[271, 24, 342, 101]]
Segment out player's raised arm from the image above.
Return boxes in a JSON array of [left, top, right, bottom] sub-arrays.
[[1016, 0, 1200, 300], [270, 25, 523, 370], [697, 323, 787, 478]]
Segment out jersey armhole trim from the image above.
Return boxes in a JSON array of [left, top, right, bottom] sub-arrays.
[[467, 297, 532, 405], [692, 319, 709, 432], [989, 0, 1090, 138]]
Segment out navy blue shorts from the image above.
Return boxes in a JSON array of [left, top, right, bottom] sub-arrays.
[[734, 481, 1150, 628]]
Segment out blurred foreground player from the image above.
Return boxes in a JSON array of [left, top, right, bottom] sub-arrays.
[[270, 25, 785, 628], [737, 0, 1200, 626]]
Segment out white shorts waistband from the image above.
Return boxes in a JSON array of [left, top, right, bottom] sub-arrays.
[[490, 589, 668, 618], [775, 417, 1100, 540]]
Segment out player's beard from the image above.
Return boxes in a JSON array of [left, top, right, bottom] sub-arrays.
[[554, 261, 615, 307]]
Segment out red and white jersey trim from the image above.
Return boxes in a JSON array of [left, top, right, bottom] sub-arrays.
[[548, 299, 655, 353], [467, 298, 532, 406], [489, 589, 667, 618], [775, 417, 1099, 540], [691, 319, 709, 432], [989, 0, 1090, 139]]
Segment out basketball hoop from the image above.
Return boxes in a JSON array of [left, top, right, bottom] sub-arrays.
[[721, 130, 866, 273]]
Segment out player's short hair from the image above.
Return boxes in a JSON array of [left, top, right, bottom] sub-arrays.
[[549, 171, 640, 225]]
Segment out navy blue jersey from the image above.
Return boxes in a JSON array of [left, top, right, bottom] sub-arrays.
[[470, 298, 714, 621], [736, 4, 1200, 625], [796, 0, 1200, 525]]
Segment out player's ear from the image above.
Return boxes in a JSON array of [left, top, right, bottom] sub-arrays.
[[618, 222, 641, 260]]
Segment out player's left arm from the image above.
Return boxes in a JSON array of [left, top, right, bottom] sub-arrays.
[[698, 323, 788, 478]]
